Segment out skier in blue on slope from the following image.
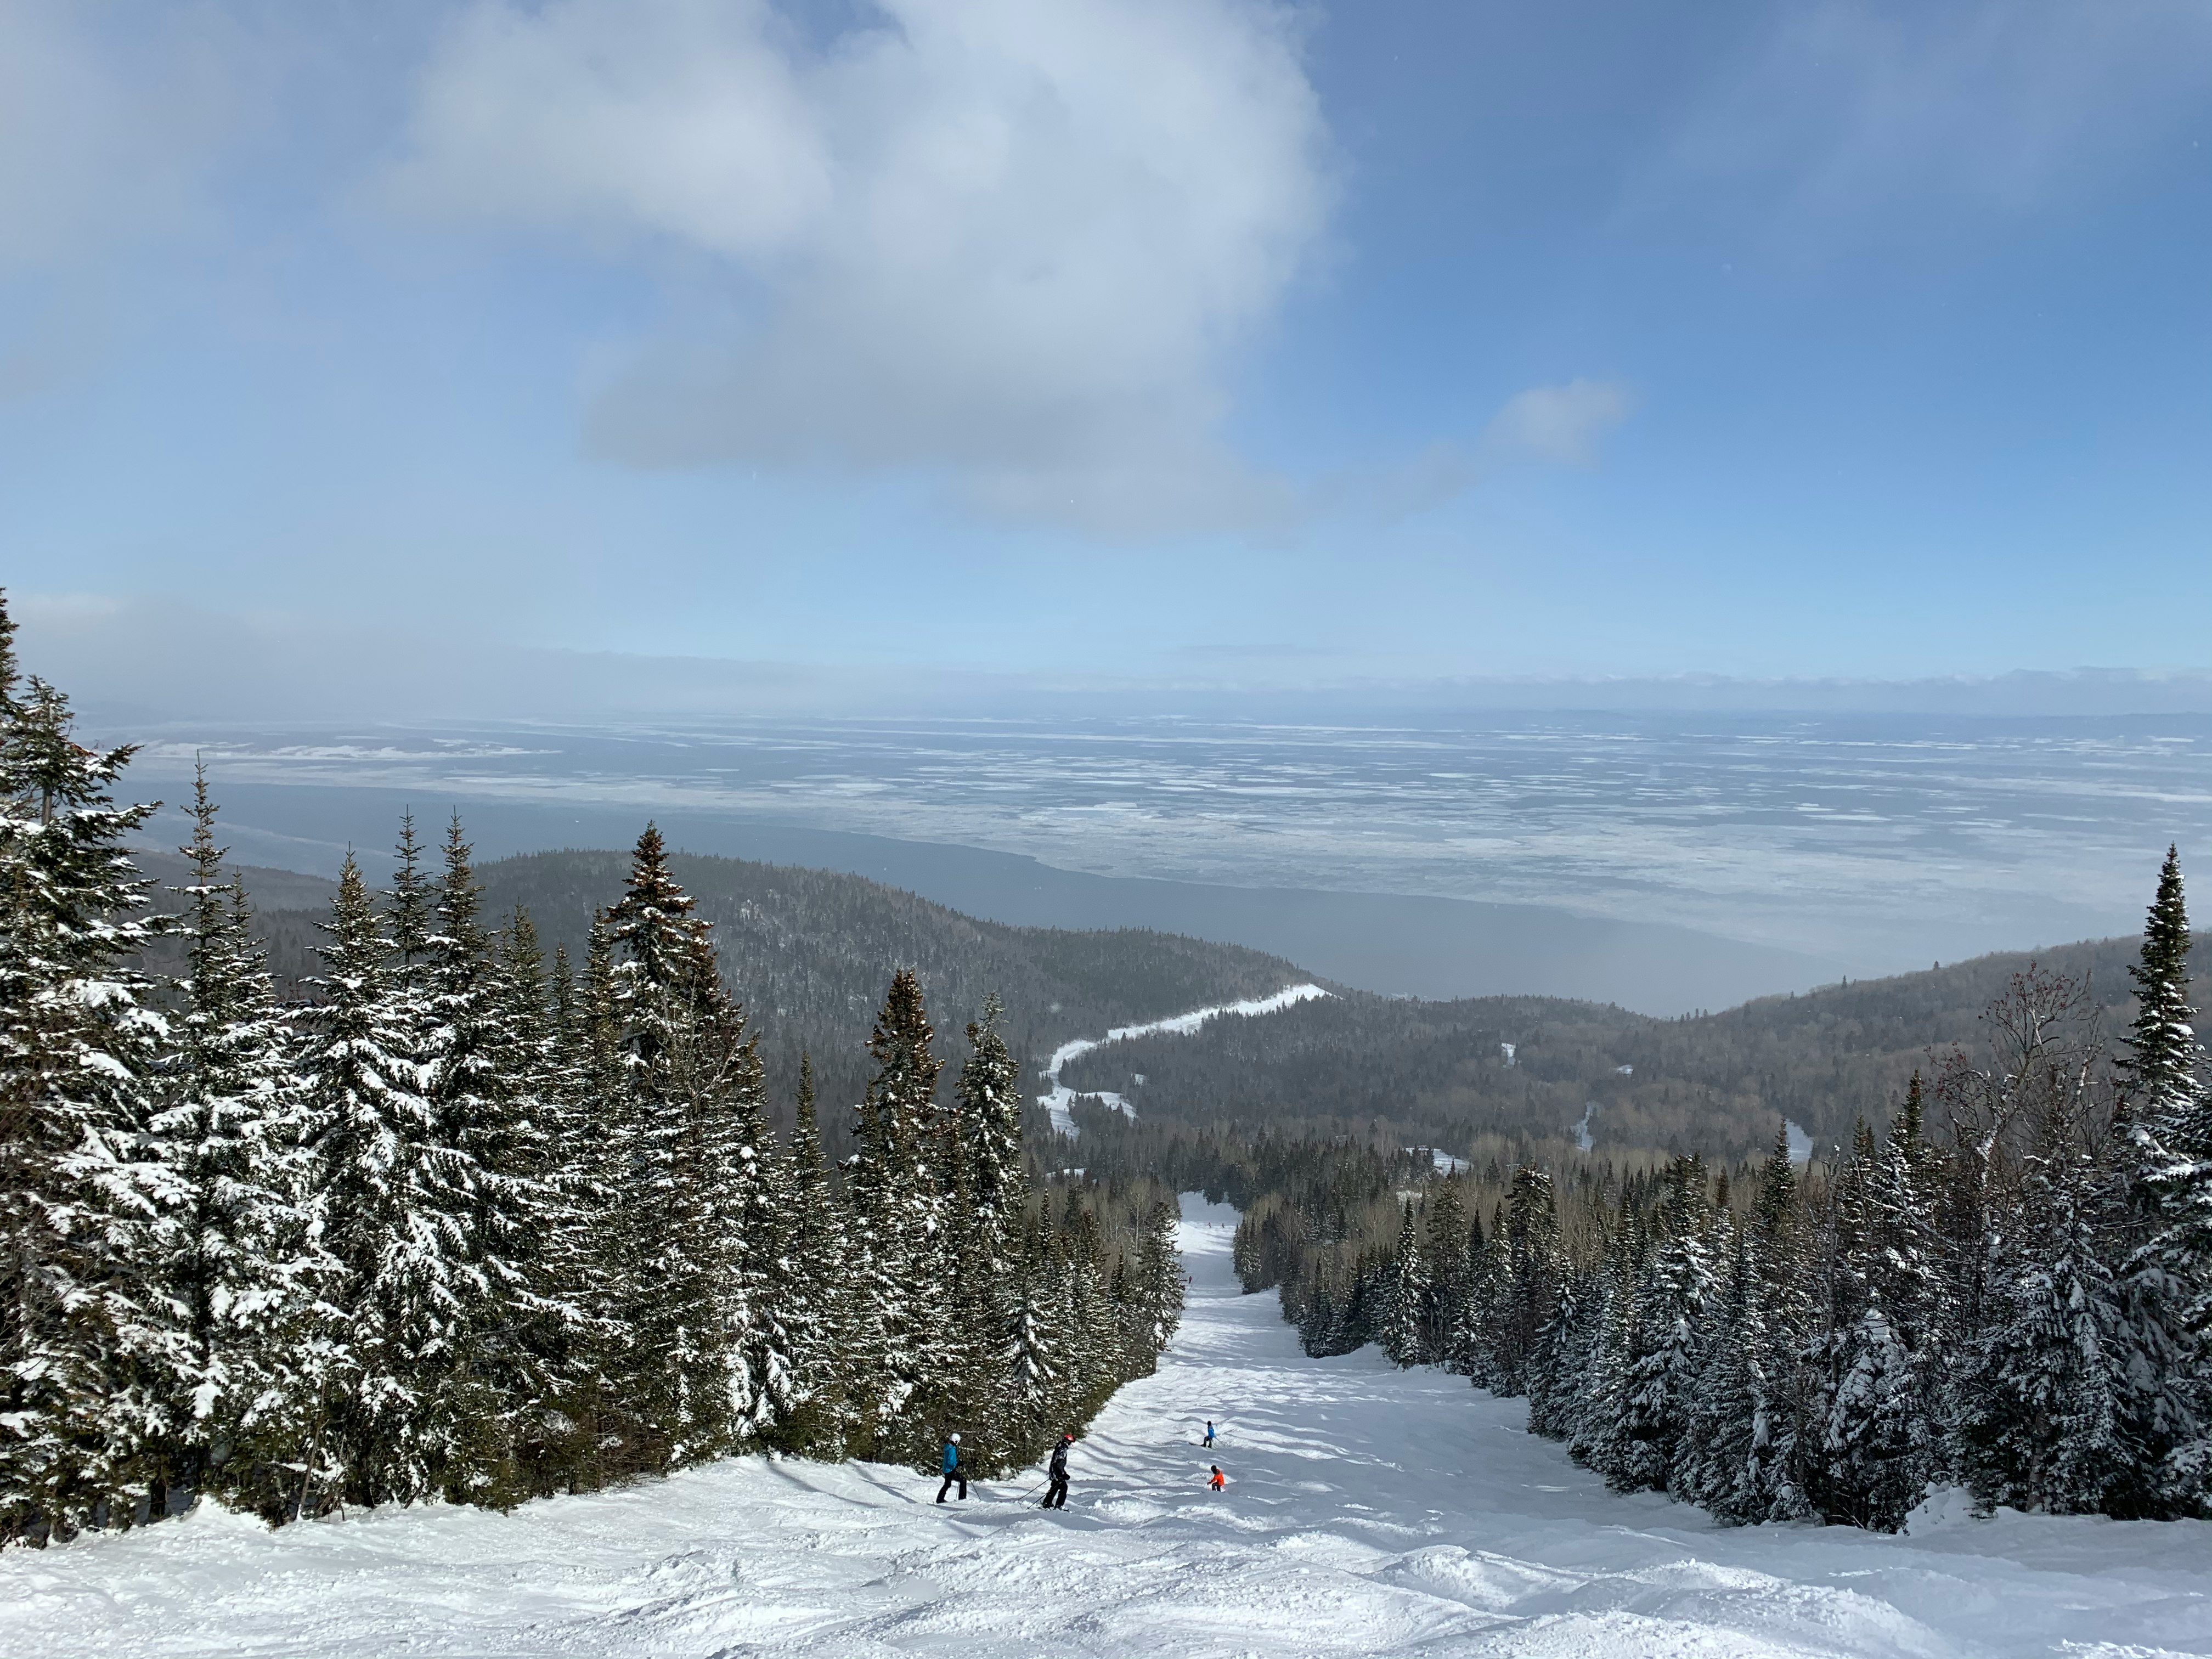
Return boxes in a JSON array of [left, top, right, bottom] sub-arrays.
[[936, 1434, 967, 1503], [1203, 1419, 1216, 1448]]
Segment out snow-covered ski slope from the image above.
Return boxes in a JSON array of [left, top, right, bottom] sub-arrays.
[[8, 1199, 2208, 1658], [1041, 983, 1330, 1135]]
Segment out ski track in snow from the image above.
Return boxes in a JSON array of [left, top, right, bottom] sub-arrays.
[[1040, 984, 1331, 1136], [8, 1198, 2209, 1658]]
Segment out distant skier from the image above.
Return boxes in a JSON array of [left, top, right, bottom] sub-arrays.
[[1042, 1432, 1073, 1509], [1202, 1420, 1216, 1448], [936, 1434, 967, 1503], [1207, 1465, 1226, 1493]]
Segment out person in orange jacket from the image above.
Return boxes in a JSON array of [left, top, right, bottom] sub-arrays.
[[1207, 1465, 1226, 1493]]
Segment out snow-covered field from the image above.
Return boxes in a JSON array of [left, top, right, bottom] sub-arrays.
[[8, 1198, 2209, 1657]]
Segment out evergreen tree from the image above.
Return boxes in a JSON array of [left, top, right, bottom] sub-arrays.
[[0, 622, 169, 1542], [600, 824, 763, 1469], [421, 817, 539, 1499], [143, 768, 325, 1514], [1569, 1217, 1641, 1471], [956, 995, 1025, 1273], [1820, 1304, 1929, 1531], [1001, 1210, 1066, 1457], [2117, 847, 2210, 1510], [1748, 1128, 1815, 1522], [299, 853, 479, 1510], [1132, 1198, 1184, 1369], [1603, 1157, 1714, 1494], [844, 968, 943, 1457], [1957, 1116, 2137, 1515], [1378, 1200, 1429, 1365], [769, 1053, 844, 1455], [558, 918, 636, 1484], [1677, 1216, 1774, 1522], [1496, 1166, 1561, 1395], [1420, 1180, 1471, 1368]]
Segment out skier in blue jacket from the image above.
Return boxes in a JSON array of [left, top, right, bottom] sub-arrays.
[[936, 1434, 967, 1503]]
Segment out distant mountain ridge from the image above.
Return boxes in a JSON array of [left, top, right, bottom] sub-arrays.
[[1059, 932, 2205, 1159], [132, 844, 2198, 1160]]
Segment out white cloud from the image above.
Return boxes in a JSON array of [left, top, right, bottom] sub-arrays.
[[1482, 379, 1632, 468], [386, 0, 1334, 534], [1358, 379, 1634, 518]]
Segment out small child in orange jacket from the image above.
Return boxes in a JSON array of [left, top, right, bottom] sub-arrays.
[[1207, 1465, 1226, 1492]]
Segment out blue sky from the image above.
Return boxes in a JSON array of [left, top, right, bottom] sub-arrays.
[[5, 0, 2209, 708]]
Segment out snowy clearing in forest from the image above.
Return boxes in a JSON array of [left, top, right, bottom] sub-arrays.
[[1040, 983, 1330, 1135], [7, 1197, 2208, 1658]]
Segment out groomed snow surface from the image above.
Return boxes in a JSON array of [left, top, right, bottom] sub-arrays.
[[9, 1198, 2208, 1658]]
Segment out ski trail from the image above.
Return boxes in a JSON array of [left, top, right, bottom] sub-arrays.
[[3, 1195, 2206, 1657], [1039, 983, 1330, 1136]]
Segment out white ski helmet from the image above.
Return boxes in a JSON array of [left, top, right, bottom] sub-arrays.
[[950, 1433, 961, 1443]]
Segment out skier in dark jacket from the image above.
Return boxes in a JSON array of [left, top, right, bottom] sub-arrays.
[[1042, 1432, 1073, 1509], [936, 1434, 967, 1503]]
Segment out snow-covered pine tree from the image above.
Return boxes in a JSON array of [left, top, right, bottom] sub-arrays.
[[1868, 1075, 1946, 1356], [1420, 1179, 1471, 1369], [1749, 1127, 1815, 1522], [0, 619, 171, 1543], [420, 817, 537, 1499], [484, 903, 606, 1494], [1378, 1200, 1429, 1366], [914, 1145, 998, 1468], [1496, 1166, 1562, 1396], [766, 1052, 845, 1457], [1523, 1268, 1584, 1441], [915, 995, 1027, 1465], [1675, 1214, 1774, 1522], [1812, 1122, 1936, 1530], [956, 994, 1025, 1278], [844, 968, 944, 1458], [1602, 1156, 1714, 1494], [1060, 1191, 1118, 1420], [1461, 1206, 1511, 1386], [1000, 1206, 1068, 1461], [1956, 1098, 2137, 1515], [143, 768, 326, 1515], [299, 851, 477, 1510], [1132, 1197, 1184, 1369], [1568, 1214, 1641, 1471], [2116, 847, 2211, 1512], [725, 1031, 797, 1450], [600, 824, 762, 1469], [514, 930, 603, 1491], [556, 918, 639, 1483], [1820, 1304, 1929, 1531]]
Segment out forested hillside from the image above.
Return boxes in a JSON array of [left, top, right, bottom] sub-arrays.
[[135, 845, 2209, 1164], [1060, 934, 2209, 1156], [133, 844, 1312, 1125]]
